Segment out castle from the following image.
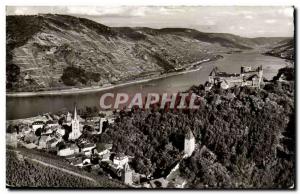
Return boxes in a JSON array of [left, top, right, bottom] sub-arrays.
[[205, 65, 263, 90], [68, 106, 82, 140]]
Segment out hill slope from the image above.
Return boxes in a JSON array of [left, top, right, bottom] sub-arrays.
[[265, 38, 294, 60], [6, 14, 288, 92], [99, 67, 295, 188]]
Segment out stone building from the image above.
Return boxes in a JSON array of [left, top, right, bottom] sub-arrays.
[[206, 65, 263, 90], [122, 163, 133, 185], [69, 106, 82, 140]]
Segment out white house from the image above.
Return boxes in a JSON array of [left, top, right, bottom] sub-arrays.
[[57, 144, 79, 156], [32, 121, 45, 131], [58, 148, 74, 156], [81, 143, 96, 156], [56, 128, 65, 137], [113, 154, 129, 168]]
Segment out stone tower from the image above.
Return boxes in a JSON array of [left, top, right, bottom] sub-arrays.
[[66, 112, 72, 123], [69, 106, 81, 140], [122, 163, 133, 185], [184, 129, 195, 157], [208, 67, 218, 83], [98, 118, 106, 134], [258, 65, 263, 88]]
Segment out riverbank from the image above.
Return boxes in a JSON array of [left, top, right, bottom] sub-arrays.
[[6, 59, 210, 98], [7, 51, 290, 120]]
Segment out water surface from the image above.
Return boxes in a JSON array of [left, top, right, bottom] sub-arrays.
[[6, 51, 290, 120]]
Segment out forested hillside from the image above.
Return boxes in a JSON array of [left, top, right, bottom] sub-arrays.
[[6, 14, 287, 92], [98, 67, 295, 188]]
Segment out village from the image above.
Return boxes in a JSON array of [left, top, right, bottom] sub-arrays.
[[6, 65, 266, 188], [6, 102, 204, 188]]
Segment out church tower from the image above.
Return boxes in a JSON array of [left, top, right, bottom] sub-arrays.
[[184, 129, 195, 157], [69, 105, 82, 140]]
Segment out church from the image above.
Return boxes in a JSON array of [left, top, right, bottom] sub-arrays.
[[68, 106, 82, 140]]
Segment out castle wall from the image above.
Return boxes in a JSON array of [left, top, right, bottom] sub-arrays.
[[209, 66, 262, 90]]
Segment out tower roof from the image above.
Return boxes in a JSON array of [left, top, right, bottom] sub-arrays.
[[209, 67, 217, 76], [185, 129, 194, 140], [74, 105, 77, 120], [124, 163, 131, 172]]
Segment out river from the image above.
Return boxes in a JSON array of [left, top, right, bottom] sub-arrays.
[[6, 51, 290, 120]]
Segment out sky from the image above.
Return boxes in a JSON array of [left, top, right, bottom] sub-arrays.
[[6, 6, 294, 38]]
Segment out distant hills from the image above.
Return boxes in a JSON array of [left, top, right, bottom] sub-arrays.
[[265, 39, 294, 60], [6, 14, 291, 92]]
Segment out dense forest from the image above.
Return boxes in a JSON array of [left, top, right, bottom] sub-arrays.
[[61, 66, 101, 86], [98, 67, 295, 188]]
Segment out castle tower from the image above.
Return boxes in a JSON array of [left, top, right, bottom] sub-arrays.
[[122, 163, 133, 185], [184, 129, 195, 157], [208, 67, 218, 83], [98, 118, 106, 134], [258, 65, 263, 88], [69, 105, 82, 140], [66, 112, 72, 123]]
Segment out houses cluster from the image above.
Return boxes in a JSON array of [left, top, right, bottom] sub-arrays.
[[14, 105, 116, 150], [8, 105, 115, 163], [18, 106, 81, 150], [56, 127, 196, 188], [7, 105, 197, 188]]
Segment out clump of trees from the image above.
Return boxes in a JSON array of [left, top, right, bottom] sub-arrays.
[[272, 67, 295, 81], [61, 66, 100, 86], [99, 67, 294, 188]]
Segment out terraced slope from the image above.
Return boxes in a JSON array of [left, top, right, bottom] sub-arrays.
[[6, 14, 288, 92]]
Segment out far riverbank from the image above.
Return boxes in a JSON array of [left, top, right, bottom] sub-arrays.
[[7, 51, 290, 120], [6, 59, 211, 98]]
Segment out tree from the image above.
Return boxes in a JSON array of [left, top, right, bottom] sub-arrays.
[[35, 128, 42, 136]]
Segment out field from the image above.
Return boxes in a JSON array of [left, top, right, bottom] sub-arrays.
[[6, 148, 126, 188]]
